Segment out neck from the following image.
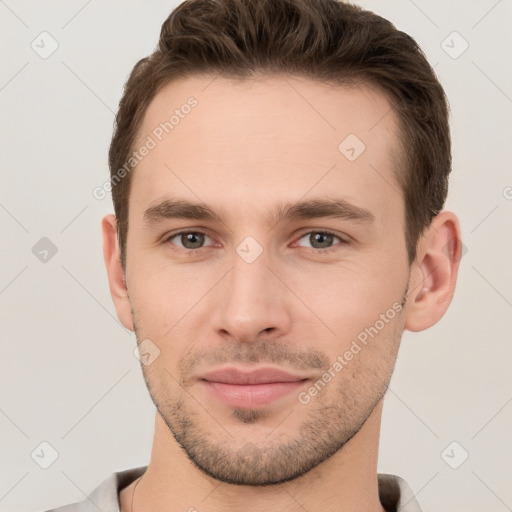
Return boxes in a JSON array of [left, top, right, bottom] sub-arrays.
[[121, 401, 386, 512]]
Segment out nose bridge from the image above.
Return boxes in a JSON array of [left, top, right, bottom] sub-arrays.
[[211, 246, 291, 342]]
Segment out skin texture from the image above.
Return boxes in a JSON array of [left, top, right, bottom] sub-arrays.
[[102, 74, 462, 512]]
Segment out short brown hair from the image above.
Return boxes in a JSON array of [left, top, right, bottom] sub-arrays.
[[108, 0, 451, 269]]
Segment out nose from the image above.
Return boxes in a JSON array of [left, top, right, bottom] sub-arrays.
[[210, 252, 292, 344]]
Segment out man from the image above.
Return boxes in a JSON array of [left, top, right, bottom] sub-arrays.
[[46, 0, 462, 510]]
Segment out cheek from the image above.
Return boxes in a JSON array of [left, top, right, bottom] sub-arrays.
[[129, 257, 189, 301], [127, 259, 221, 341], [285, 254, 407, 347], [324, 309, 404, 399]]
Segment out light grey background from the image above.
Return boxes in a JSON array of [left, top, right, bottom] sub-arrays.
[[0, 1, 511, 511]]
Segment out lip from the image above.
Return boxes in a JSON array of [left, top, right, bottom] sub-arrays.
[[199, 367, 310, 408], [201, 367, 309, 385]]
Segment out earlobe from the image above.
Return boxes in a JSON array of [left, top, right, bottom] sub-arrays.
[[102, 214, 134, 331], [404, 211, 462, 332]]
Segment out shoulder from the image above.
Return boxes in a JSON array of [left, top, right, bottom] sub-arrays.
[[39, 466, 148, 512], [378, 473, 423, 512]]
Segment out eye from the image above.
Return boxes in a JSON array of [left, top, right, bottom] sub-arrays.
[[295, 230, 346, 250], [164, 229, 346, 252], [165, 230, 215, 250]]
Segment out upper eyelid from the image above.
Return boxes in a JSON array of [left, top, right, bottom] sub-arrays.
[[165, 229, 215, 245], [297, 229, 344, 239], [164, 228, 348, 247]]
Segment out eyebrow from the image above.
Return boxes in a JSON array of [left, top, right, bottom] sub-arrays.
[[143, 197, 375, 226]]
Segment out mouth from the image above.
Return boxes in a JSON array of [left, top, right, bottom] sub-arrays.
[[199, 367, 310, 408]]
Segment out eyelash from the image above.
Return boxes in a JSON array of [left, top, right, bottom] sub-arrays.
[[163, 229, 348, 253]]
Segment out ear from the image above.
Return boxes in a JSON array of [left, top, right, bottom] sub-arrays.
[[102, 214, 134, 331], [405, 210, 462, 332]]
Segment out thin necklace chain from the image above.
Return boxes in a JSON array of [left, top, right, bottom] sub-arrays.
[[130, 475, 143, 512]]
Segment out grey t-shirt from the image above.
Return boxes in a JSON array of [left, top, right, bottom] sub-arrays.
[[42, 466, 423, 512]]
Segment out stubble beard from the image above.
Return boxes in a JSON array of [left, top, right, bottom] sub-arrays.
[[131, 288, 407, 486]]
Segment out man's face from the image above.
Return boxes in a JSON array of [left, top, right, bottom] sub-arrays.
[[123, 74, 411, 485]]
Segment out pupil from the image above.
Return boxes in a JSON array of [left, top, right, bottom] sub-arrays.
[[310, 232, 333, 249], [182, 232, 204, 249]]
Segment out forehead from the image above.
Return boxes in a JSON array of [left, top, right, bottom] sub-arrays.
[[138, 73, 398, 153], [130, 74, 403, 227]]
